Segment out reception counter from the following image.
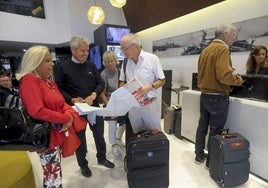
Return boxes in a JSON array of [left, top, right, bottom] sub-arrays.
[[181, 90, 268, 181]]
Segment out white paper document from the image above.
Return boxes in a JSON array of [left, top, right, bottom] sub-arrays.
[[75, 79, 154, 125], [74, 103, 101, 115], [82, 87, 140, 124]]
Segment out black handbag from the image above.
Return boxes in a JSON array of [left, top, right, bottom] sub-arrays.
[[0, 106, 51, 151]]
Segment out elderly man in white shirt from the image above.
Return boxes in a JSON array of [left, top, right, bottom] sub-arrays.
[[119, 33, 166, 133]]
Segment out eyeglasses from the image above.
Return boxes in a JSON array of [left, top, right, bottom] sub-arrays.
[[121, 44, 134, 52]]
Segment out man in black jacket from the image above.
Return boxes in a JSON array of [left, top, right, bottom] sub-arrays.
[[0, 73, 21, 107], [55, 36, 114, 178]]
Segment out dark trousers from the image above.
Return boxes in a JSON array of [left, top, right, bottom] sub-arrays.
[[195, 94, 229, 160], [76, 115, 106, 167]]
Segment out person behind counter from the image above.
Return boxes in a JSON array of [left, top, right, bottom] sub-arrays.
[[246, 45, 268, 75]]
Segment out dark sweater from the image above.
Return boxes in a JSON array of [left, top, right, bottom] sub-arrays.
[[54, 60, 105, 106], [0, 86, 20, 107]]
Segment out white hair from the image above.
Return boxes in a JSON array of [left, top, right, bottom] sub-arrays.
[[215, 23, 236, 38], [70, 36, 90, 48]]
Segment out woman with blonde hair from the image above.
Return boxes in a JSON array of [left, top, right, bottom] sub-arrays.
[[246, 45, 268, 74], [16, 45, 86, 188], [100, 50, 125, 157]]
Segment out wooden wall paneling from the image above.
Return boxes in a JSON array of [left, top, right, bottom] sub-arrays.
[[123, 0, 224, 33]]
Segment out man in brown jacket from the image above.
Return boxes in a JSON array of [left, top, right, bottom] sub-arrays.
[[194, 23, 243, 169]]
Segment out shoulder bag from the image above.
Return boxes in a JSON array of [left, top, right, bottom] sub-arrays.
[[0, 106, 51, 151]]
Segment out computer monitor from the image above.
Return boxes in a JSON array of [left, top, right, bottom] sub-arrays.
[[106, 26, 131, 44], [2, 63, 11, 70], [107, 45, 125, 61]]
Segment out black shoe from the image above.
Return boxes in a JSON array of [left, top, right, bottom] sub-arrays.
[[98, 158, 115, 168], [80, 166, 92, 177], [195, 153, 208, 164]]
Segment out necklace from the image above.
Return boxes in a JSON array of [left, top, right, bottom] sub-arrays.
[[45, 79, 56, 91]]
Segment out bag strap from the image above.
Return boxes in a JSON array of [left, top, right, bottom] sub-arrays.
[[8, 91, 20, 108], [122, 58, 128, 83], [8, 95, 16, 108], [13, 90, 20, 108], [117, 58, 128, 87]]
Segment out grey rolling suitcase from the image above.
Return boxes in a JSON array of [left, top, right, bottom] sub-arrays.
[[163, 107, 175, 134], [209, 132, 250, 187], [164, 106, 182, 138]]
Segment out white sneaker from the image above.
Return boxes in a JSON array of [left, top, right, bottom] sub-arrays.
[[112, 145, 121, 157], [116, 138, 125, 147]]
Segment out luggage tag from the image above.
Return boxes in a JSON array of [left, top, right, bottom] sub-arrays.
[[230, 141, 245, 149]]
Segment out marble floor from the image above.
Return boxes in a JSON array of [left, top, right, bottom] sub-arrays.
[[28, 121, 268, 188]]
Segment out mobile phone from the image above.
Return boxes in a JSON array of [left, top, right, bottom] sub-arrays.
[[54, 123, 62, 130]]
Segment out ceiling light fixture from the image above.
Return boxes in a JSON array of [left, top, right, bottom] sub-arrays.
[[87, 0, 105, 25], [109, 0, 126, 8]]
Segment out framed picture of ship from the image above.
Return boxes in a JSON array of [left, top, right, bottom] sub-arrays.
[[153, 15, 268, 57]]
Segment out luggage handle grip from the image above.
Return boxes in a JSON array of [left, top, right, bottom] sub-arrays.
[[221, 129, 229, 135], [222, 134, 237, 139]]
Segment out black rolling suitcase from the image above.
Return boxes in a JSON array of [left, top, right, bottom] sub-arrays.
[[209, 132, 250, 187], [125, 130, 169, 188], [173, 107, 182, 139]]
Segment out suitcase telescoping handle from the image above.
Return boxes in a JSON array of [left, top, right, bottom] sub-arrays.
[[221, 128, 229, 135], [221, 129, 238, 139]]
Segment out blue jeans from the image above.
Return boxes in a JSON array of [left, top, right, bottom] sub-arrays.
[[195, 94, 229, 159]]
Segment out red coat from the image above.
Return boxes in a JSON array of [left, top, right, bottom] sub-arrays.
[[19, 74, 86, 157]]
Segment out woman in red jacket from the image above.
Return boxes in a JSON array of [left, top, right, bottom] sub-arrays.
[[16, 45, 86, 188]]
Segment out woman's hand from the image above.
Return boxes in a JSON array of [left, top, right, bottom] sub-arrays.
[[60, 115, 74, 132]]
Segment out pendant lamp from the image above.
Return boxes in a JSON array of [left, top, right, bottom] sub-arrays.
[[87, 1, 105, 25], [110, 0, 126, 8]]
